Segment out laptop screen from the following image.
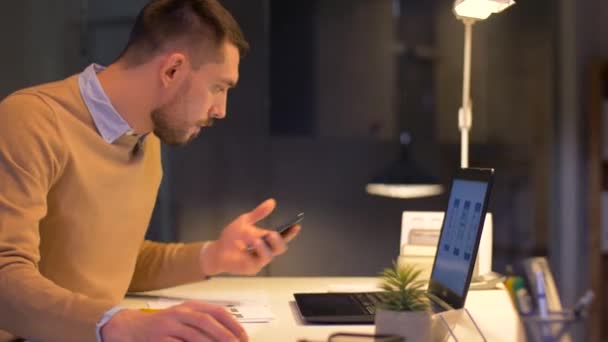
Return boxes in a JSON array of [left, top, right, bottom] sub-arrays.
[[431, 177, 490, 297]]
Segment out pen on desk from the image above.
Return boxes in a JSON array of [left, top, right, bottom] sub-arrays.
[[535, 270, 553, 341], [140, 308, 161, 313], [535, 270, 548, 318]]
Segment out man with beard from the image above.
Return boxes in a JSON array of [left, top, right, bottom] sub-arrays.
[[0, 0, 300, 341]]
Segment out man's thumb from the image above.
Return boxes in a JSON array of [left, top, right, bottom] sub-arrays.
[[246, 198, 276, 224]]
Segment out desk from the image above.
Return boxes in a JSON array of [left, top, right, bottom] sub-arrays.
[[122, 277, 525, 342]]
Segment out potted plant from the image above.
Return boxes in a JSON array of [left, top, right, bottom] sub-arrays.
[[375, 262, 431, 342]]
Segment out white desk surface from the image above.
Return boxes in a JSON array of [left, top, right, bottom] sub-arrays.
[[122, 277, 525, 342]]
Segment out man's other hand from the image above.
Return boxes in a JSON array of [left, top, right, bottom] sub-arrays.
[[101, 301, 247, 342]]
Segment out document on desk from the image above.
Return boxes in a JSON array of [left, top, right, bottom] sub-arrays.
[[146, 296, 276, 323]]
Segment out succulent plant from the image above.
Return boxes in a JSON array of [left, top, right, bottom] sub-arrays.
[[377, 262, 430, 312]]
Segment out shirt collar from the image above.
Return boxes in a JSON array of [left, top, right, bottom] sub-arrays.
[[78, 63, 136, 143]]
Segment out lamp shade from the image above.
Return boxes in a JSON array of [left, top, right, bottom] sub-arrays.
[[453, 0, 515, 20], [366, 140, 442, 199], [366, 183, 443, 199]]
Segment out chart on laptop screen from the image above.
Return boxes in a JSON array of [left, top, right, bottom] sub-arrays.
[[432, 179, 488, 295]]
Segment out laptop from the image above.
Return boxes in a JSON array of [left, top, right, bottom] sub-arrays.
[[294, 168, 495, 323]]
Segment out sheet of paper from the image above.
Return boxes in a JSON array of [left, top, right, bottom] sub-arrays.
[[134, 290, 270, 305], [147, 298, 276, 323]]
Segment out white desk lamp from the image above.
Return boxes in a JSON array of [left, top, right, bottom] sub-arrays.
[[367, 0, 514, 198], [453, 0, 515, 168], [397, 0, 516, 281]]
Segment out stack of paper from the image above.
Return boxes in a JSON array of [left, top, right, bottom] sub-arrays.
[[146, 298, 276, 323]]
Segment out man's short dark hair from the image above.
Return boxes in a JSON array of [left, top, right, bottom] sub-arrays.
[[119, 0, 249, 67]]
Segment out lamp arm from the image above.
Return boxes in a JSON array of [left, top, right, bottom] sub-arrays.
[[459, 19, 474, 168]]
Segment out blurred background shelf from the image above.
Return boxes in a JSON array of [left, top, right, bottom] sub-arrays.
[[588, 60, 608, 342]]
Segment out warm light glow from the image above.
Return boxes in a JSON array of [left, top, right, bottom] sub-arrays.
[[365, 184, 443, 199], [453, 0, 515, 20]]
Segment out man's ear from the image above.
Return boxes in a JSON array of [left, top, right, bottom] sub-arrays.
[[160, 53, 187, 88]]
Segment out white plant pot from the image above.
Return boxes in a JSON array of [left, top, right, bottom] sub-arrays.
[[375, 309, 431, 342]]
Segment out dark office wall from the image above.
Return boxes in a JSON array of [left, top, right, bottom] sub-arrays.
[[553, 1, 608, 340], [603, 3, 608, 56], [270, 0, 316, 136], [555, 0, 608, 311], [314, 0, 396, 141], [0, 1, 82, 97]]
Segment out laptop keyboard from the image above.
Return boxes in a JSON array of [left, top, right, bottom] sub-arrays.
[[352, 292, 386, 315], [352, 292, 449, 315]]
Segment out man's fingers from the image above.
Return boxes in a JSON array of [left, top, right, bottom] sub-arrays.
[[250, 238, 274, 263], [174, 310, 238, 342], [184, 302, 248, 341], [166, 319, 211, 342], [281, 224, 301, 243], [153, 317, 202, 342], [245, 224, 300, 256], [262, 232, 287, 255], [161, 338, 185, 342], [244, 198, 276, 224]]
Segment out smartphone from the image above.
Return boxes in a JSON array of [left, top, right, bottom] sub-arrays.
[[273, 212, 304, 237], [246, 212, 304, 253]]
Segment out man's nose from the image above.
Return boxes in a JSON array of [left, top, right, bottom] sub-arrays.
[[209, 106, 225, 119], [209, 100, 227, 119]]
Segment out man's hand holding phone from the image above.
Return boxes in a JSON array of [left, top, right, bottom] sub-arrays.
[[199, 199, 302, 277]]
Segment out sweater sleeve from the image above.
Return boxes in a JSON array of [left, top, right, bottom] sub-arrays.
[[0, 93, 113, 342], [129, 240, 208, 292]]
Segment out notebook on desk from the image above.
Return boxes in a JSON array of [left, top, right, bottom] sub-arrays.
[[294, 168, 495, 323]]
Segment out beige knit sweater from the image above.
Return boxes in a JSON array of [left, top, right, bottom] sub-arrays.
[[0, 75, 207, 341]]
